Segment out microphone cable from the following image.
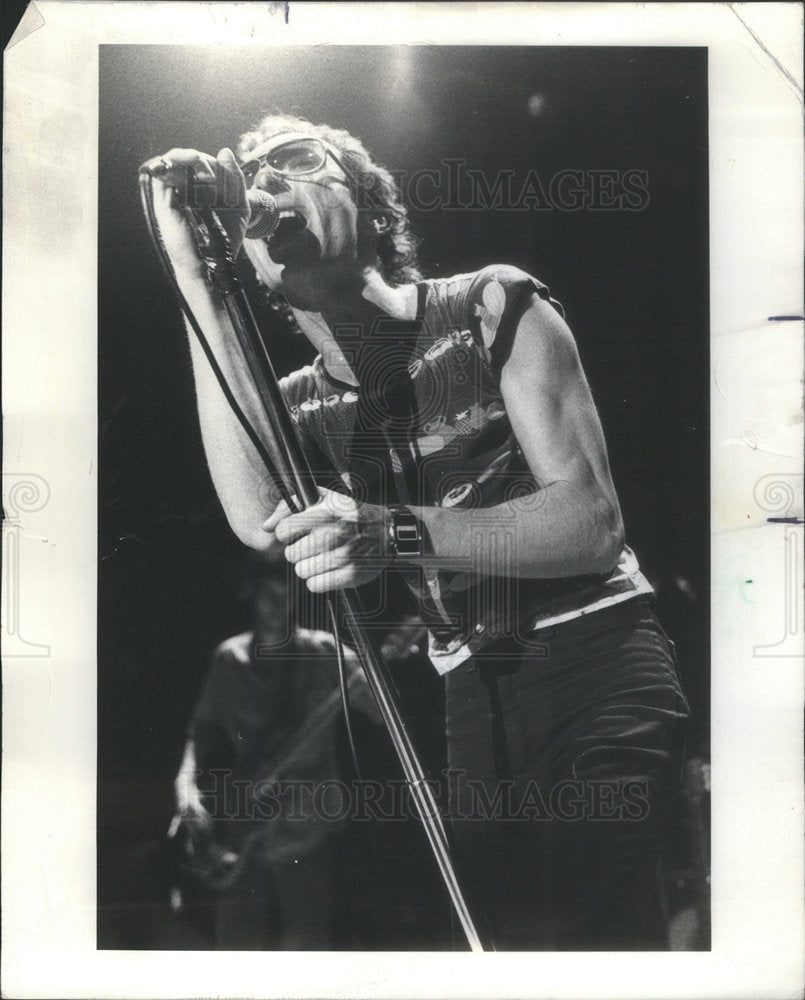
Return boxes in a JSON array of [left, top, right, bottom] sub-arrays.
[[138, 168, 364, 785]]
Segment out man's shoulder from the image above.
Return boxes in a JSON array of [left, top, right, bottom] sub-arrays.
[[213, 630, 253, 662], [423, 265, 562, 370], [429, 264, 546, 297], [294, 628, 357, 661], [426, 265, 557, 326], [293, 626, 332, 649]]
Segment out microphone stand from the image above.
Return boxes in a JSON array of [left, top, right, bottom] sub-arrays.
[[138, 171, 489, 952]]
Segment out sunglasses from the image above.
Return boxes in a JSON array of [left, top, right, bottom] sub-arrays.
[[241, 136, 348, 186]]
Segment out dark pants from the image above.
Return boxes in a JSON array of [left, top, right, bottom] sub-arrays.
[[214, 842, 334, 950], [445, 598, 690, 950]]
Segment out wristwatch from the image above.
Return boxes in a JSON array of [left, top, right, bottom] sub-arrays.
[[387, 505, 424, 558]]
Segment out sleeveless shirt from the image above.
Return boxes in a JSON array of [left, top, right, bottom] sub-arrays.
[[280, 265, 652, 673]]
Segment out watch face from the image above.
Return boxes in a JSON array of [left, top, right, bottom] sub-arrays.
[[392, 510, 422, 556]]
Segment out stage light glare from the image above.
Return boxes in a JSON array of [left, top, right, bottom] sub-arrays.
[[527, 93, 546, 116]]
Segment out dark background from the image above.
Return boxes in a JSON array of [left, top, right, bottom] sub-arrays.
[[98, 45, 709, 947], [2, 0, 26, 50]]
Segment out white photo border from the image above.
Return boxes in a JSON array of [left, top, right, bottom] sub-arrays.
[[3, 3, 803, 998]]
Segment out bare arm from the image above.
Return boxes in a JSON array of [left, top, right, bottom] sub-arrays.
[[416, 292, 624, 578], [168, 738, 210, 844], [150, 148, 281, 549], [269, 293, 624, 589]]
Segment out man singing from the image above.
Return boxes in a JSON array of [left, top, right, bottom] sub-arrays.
[[150, 115, 689, 949]]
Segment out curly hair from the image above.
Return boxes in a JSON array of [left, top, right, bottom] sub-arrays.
[[237, 114, 421, 285]]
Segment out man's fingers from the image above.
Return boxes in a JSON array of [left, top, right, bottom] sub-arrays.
[[277, 505, 339, 544], [215, 147, 248, 221], [262, 488, 329, 532], [283, 524, 343, 565], [263, 489, 351, 545], [270, 502, 339, 544], [292, 543, 352, 581], [305, 569, 353, 593], [303, 565, 383, 594], [153, 148, 217, 191], [262, 496, 296, 533], [217, 146, 242, 181]]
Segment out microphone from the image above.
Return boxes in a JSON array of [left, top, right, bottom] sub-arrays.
[[139, 157, 280, 240], [245, 190, 280, 240]]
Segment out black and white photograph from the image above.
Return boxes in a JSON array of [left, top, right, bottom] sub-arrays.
[[98, 42, 710, 954], [3, 3, 802, 998]]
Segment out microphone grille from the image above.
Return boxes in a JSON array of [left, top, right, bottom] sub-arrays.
[[245, 190, 279, 239]]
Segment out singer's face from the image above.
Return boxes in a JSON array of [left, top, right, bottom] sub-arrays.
[[240, 133, 360, 308]]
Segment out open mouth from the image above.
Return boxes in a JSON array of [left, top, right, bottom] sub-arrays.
[[267, 210, 319, 265]]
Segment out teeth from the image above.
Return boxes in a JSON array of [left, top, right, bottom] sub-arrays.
[[279, 210, 297, 219]]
